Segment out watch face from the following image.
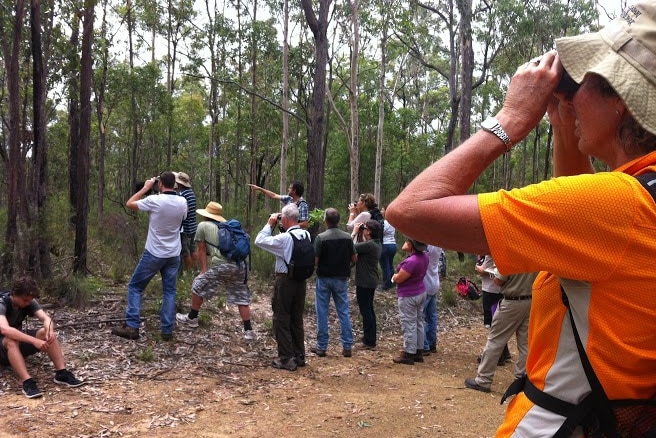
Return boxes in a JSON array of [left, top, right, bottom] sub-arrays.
[[482, 117, 498, 130]]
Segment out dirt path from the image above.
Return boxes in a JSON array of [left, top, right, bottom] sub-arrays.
[[0, 285, 516, 437]]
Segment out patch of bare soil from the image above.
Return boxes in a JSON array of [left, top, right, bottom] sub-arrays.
[[0, 280, 518, 438]]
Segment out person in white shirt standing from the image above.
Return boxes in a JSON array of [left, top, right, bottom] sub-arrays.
[[112, 171, 187, 341]]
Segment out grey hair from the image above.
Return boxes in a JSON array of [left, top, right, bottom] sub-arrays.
[[281, 203, 300, 222]]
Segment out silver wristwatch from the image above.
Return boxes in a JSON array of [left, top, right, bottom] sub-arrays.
[[481, 117, 512, 150]]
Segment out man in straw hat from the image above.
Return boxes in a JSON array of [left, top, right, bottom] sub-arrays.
[[113, 171, 187, 341], [176, 202, 256, 341], [175, 172, 198, 273], [387, 1, 656, 435]]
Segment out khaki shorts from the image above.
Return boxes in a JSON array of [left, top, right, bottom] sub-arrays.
[[192, 263, 251, 306]]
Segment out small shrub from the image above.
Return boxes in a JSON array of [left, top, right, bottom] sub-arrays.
[[261, 318, 274, 336], [136, 347, 155, 362], [44, 275, 99, 309]]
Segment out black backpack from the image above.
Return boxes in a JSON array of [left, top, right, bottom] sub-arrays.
[[285, 230, 315, 281]]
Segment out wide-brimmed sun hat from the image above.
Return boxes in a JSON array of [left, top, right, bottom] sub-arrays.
[[175, 172, 192, 188], [556, 1, 656, 135], [196, 202, 226, 222]]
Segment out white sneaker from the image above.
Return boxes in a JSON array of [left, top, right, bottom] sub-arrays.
[[244, 330, 257, 341], [176, 313, 199, 328]]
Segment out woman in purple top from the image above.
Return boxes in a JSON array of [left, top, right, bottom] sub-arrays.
[[391, 238, 429, 365]]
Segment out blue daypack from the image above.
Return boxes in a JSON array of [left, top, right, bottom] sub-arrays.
[[216, 219, 251, 265], [207, 219, 251, 283]]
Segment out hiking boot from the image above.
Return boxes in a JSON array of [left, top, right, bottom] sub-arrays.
[[295, 355, 306, 367], [429, 344, 437, 353], [360, 343, 376, 351], [175, 313, 199, 328], [22, 379, 43, 399], [342, 349, 352, 358], [244, 330, 257, 342], [413, 352, 425, 363], [54, 370, 84, 388], [393, 351, 414, 365], [271, 357, 297, 371], [422, 349, 431, 356], [498, 353, 512, 366], [464, 378, 491, 393], [112, 324, 140, 340], [310, 347, 327, 357], [161, 333, 173, 341]]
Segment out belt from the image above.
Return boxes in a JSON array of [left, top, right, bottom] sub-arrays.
[[503, 295, 532, 301], [275, 273, 287, 278]]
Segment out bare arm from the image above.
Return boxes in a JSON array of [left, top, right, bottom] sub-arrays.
[[387, 51, 563, 255], [247, 184, 282, 201], [392, 268, 411, 284], [197, 241, 209, 273], [0, 315, 48, 350], [127, 178, 157, 210]]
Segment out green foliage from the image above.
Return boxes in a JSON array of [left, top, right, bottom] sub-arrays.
[[135, 347, 156, 363], [261, 318, 274, 336], [308, 208, 325, 228], [43, 275, 100, 309]]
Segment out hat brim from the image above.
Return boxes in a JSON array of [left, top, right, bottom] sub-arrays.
[[556, 32, 656, 136], [196, 209, 225, 222]]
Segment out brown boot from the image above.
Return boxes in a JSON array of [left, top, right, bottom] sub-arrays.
[[393, 351, 414, 365], [112, 324, 140, 340]]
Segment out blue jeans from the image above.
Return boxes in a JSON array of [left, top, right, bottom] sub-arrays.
[[423, 293, 438, 350], [380, 243, 397, 289], [315, 277, 353, 350], [126, 250, 180, 334]]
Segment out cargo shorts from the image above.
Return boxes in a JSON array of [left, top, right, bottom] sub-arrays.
[[192, 262, 251, 306]]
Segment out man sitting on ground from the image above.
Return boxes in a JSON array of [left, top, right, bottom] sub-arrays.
[[0, 277, 84, 398]]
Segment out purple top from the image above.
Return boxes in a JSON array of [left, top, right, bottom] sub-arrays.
[[396, 251, 429, 297]]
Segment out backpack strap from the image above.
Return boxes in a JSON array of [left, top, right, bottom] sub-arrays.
[[635, 172, 656, 201], [560, 287, 620, 438]]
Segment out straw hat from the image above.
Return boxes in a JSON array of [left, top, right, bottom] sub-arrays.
[[175, 172, 192, 188], [196, 202, 226, 222], [556, 1, 656, 135]]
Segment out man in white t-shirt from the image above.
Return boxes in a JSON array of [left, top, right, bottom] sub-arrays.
[[112, 171, 187, 341]]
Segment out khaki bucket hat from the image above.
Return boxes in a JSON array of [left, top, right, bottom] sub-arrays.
[[556, 1, 656, 135]]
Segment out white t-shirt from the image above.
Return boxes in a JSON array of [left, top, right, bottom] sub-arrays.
[[423, 245, 442, 295], [382, 220, 396, 245], [136, 192, 188, 258]]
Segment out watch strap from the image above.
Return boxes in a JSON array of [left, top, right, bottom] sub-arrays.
[[482, 117, 512, 151]]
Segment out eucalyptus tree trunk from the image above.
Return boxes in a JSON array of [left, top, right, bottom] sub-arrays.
[[30, 0, 52, 279], [280, 0, 290, 196], [0, 0, 26, 280], [73, 0, 93, 275], [248, 0, 259, 205], [127, 0, 139, 192], [457, 0, 473, 145], [300, 0, 332, 210], [68, 13, 80, 213], [96, 0, 110, 216], [347, 0, 360, 204], [374, 12, 387, 204]]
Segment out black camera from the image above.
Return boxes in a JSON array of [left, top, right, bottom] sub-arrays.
[[555, 71, 579, 98], [277, 214, 282, 220], [358, 224, 366, 231]]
